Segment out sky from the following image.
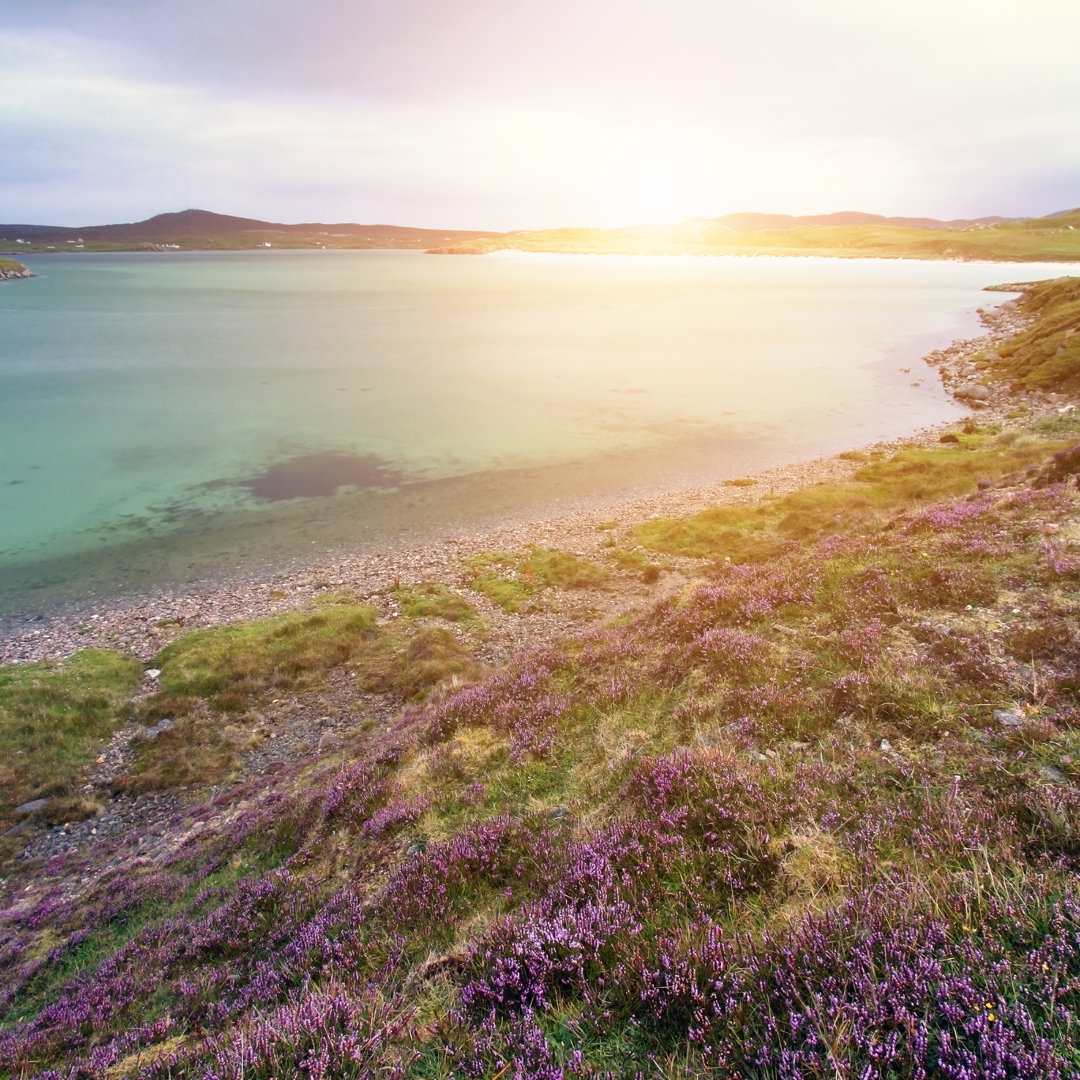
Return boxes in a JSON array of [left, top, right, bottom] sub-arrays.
[[1, 0, 1078, 230]]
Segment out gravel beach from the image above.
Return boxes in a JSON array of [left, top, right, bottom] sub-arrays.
[[1, 291, 1073, 667]]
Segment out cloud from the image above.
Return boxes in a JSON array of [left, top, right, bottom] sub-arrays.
[[1, 2, 1078, 227]]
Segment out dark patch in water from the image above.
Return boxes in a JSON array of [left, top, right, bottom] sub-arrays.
[[240, 452, 405, 502]]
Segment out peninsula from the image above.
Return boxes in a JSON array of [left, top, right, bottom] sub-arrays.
[[0, 257, 31, 280], [0, 209, 500, 254]]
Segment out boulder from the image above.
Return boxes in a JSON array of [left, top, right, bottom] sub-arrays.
[[1034, 442, 1080, 488], [955, 382, 991, 402]]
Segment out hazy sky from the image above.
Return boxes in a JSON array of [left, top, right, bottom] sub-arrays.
[[2, 0, 1078, 228]]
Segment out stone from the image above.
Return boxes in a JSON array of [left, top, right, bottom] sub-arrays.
[[143, 718, 175, 739], [955, 382, 991, 402], [995, 709, 1023, 727], [880, 738, 893, 752], [1034, 442, 1080, 488], [144, 668, 161, 679], [1038, 765, 1067, 783], [14, 798, 48, 816]]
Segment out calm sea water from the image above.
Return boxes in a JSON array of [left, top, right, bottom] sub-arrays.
[[1, 250, 1075, 618]]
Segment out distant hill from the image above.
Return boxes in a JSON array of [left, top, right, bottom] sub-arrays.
[[430, 207, 1080, 262], [710, 210, 1017, 231], [4, 206, 1079, 260], [0, 209, 502, 251]]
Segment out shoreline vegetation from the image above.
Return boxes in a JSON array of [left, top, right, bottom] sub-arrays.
[[3, 206, 1080, 262], [2, 277, 1080, 1076]]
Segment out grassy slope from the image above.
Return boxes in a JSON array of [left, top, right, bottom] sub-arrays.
[[993, 276, 1080, 390], [1, 285, 1080, 1076], [432, 212, 1080, 262], [0, 258, 29, 275]]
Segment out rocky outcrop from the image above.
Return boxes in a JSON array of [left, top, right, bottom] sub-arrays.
[[922, 297, 1028, 408], [1034, 442, 1080, 487], [0, 261, 32, 281]]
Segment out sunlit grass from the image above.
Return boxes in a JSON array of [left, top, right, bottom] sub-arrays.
[[465, 546, 609, 612]]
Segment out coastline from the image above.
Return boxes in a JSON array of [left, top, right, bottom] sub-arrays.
[[2, 285, 1073, 666]]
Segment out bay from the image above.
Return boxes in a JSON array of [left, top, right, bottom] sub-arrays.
[[1, 249, 1074, 618]]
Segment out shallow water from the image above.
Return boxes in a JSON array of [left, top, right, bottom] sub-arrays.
[[1, 250, 1074, 618]]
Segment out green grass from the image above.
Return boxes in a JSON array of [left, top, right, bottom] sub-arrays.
[[392, 582, 479, 624], [439, 214, 1080, 262], [631, 434, 1061, 560], [994, 276, 1080, 390], [465, 547, 609, 612], [149, 603, 378, 710], [118, 604, 380, 792], [122, 599, 486, 791], [354, 624, 483, 701], [0, 257, 29, 274], [0, 649, 141, 836]]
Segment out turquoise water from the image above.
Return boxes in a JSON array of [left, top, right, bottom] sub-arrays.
[[1, 250, 1074, 617]]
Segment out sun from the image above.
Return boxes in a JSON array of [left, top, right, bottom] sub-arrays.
[[622, 165, 696, 224]]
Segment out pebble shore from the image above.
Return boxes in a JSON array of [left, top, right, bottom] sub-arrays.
[[1, 291, 1073, 667]]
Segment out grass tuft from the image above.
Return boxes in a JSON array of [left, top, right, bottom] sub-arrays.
[[466, 547, 608, 612]]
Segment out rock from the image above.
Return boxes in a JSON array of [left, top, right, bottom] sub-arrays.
[[15, 798, 48, 816], [417, 948, 470, 981], [143, 718, 175, 739], [995, 709, 1023, 727], [143, 668, 161, 680], [1034, 442, 1080, 488], [955, 382, 991, 402], [1038, 765, 1067, 783], [880, 738, 893, 752]]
